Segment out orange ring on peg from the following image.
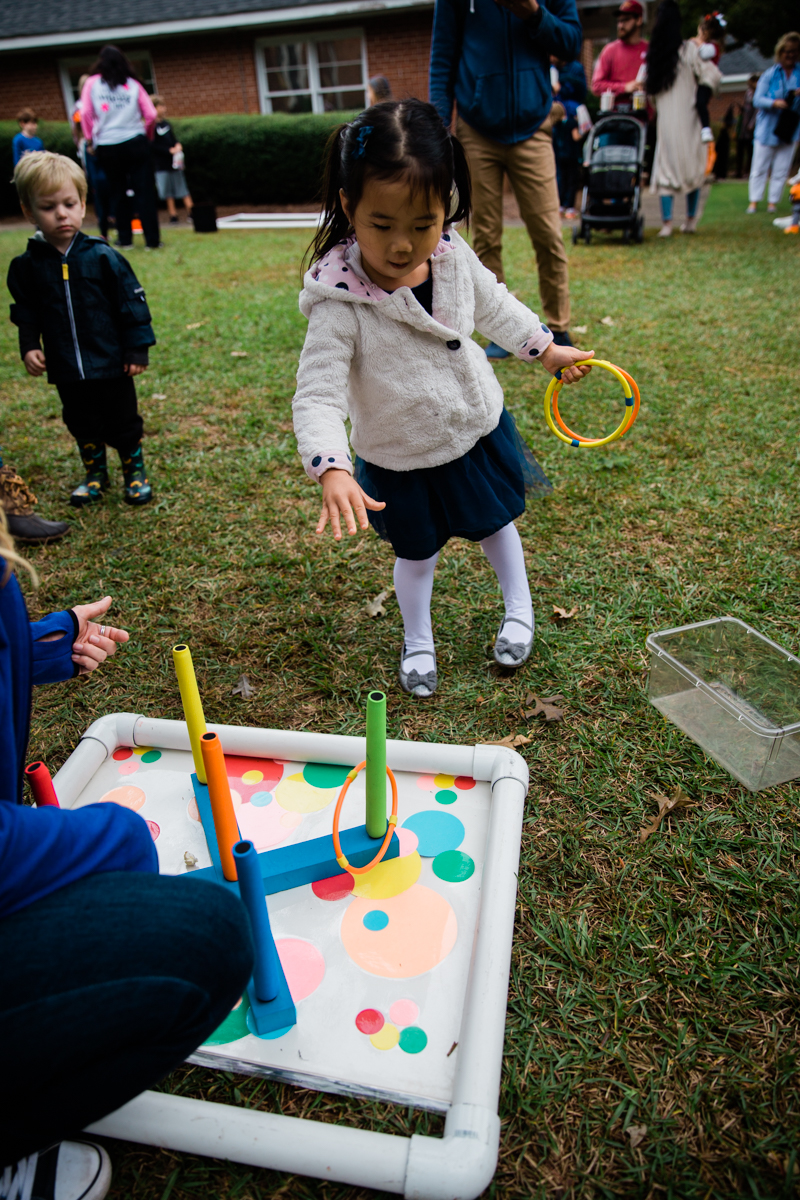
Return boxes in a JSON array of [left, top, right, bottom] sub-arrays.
[[331, 760, 399, 875], [552, 365, 640, 444]]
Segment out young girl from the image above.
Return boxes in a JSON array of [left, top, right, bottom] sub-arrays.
[[292, 100, 592, 698]]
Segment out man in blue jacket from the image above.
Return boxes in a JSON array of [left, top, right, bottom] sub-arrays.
[[430, 0, 582, 353]]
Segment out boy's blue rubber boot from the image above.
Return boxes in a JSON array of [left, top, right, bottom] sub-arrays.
[[70, 442, 110, 508], [119, 441, 153, 506]]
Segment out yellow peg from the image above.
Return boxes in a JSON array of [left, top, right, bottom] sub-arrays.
[[172, 643, 208, 783]]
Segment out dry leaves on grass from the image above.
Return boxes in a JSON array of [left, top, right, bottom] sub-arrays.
[[574, 325, 588, 334], [232, 674, 255, 699], [482, 732, 532, 748], [639, 784, 696, 842], [626, 1124, 648, 1149], [523, 693, 566, 722], [365, 588, 393, 618], [185, 321, 207, 330], [151, 392, 167, 400], [600, 315, 616, 326], [230, 351, 248, 358], [552, 605, 579, 623]]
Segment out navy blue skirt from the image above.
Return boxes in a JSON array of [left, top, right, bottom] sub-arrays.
[[355, 408, 552, 561]]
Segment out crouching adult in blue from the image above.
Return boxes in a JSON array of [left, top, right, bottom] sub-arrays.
[[0, 525, 254, 1200]]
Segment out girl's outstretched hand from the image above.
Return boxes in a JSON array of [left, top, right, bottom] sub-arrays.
[[540, 344, 594, 384], [318, 468, 386, 541]]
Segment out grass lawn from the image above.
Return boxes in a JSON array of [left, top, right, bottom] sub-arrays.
[[2, 179, 799, 1199]]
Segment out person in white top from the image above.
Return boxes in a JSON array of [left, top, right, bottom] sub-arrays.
[[81, 46, 159, 249]]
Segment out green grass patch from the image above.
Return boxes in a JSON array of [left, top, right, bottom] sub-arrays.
[[2, 180, 799, 1197]]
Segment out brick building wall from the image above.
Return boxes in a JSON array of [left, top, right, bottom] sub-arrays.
[[365, 12, 432, 102], [0, 11, 433, 122]]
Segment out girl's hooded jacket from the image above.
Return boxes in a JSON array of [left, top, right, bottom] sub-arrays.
[[292, 228, 553, 478]]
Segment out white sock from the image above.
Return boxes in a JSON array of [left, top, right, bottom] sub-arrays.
[[394, 553, 439, 674], [480, 523, 534, 644]]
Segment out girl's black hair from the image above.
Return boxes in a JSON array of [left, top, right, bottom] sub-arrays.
[[645, 0, 683, 96], [90, 45, 141, 90], [308, 98, 471, 266]]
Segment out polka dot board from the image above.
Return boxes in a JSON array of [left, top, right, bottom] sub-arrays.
[[65, 734, 497, 1111]]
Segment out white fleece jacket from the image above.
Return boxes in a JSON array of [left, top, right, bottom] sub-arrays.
[[292, 229, 554, 476]]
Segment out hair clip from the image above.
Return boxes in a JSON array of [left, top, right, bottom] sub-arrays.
[[352, 125, 373, 159]]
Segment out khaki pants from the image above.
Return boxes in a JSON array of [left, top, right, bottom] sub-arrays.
[[457, 118, 571, 332]]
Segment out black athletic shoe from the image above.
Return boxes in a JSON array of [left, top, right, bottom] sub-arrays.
[[6, 513, 70, 543], [550, 330, 574, 347]]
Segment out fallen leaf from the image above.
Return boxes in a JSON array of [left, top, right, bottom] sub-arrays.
[[523, 694, 565, 722], [573, 325, 588, 334], [231, 350, 248, 357], [152, 392, 167, 400], [600, 315, 615, 326], [482, 732, 532, 748], [627, 1124, 648, 1149], [366, 587, 392, 618], [183, 851, 198, 870], [232, 674, 255, 699], [185, 321, 207, 329], [552, 605, 579, 623], [639, 784, 696, 842]]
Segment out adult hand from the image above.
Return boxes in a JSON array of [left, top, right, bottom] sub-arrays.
[[71, 596, 130, 675], [494, 0, 540, 19], [24, 349, 46, 377], [123, 362, 147, 376], [773, 99, 788, 109], [540, 344, 594, 384], [624, 79, 640, 93], [317, 468, 385, 541]]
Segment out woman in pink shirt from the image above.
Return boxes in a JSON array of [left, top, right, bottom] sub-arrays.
[[81, 46, 160, 249]]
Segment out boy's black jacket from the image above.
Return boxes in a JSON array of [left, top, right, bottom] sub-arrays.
[[7, 231, 156, 384]]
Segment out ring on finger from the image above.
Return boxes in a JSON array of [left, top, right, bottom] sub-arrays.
[[100, 625, 106, 636]]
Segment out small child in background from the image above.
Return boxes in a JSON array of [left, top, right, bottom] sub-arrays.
[[695, 12, 726, 143], [293, 100, 592, 697], [152, 97, 193, 224], [7, 152, 156, 507], [12, 109, 44, 167]]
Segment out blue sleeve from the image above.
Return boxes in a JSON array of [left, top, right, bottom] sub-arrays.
[[12, 134, 22, 167], [528, 0, 582, 63], [753, 68, 774, 111], [30, 610, 79, 685], [429, 0, 463, 128], [0, 801, 158, 919], [559, 61, 587, 105]]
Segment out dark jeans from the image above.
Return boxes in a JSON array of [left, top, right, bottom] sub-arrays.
[[96, 136, 160, 248], [57, 376, 143, 450], [736, 136, 753, 178], [0, 871, 254, 1165], [85, 149, 112, 240], [555, 154, 580, 210]]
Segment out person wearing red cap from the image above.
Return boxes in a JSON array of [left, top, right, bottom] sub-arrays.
[[591, 1, 649, 111]]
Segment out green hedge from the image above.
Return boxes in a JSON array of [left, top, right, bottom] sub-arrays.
[[1, 121, 78, 216], [0, 112, 355, 215]]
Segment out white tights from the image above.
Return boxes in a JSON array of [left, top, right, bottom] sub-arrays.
[[394, 523, 533, 673]]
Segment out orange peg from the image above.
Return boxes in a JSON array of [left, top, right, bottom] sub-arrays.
[[200, 732, 239, 881]]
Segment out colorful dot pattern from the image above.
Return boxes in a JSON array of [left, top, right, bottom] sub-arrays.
[[355, 1001, 427, 1053]]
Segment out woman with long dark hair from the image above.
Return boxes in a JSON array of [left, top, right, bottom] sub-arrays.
[[80, 46, 160, 249], [646, 0, 721, 235]]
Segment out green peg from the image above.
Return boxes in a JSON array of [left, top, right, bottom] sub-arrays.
[[365, 689, 388, 839]]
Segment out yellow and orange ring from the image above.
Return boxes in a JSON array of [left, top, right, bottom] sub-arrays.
[[332, 760, 399, 875], [544, 359, 640, 448]]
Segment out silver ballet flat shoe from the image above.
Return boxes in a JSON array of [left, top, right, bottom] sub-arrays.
[[398, 644, 438, 698], [493, 617, 534, 668]]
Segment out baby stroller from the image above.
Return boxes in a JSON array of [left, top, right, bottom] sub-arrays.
[[573, 114, 647, 245]]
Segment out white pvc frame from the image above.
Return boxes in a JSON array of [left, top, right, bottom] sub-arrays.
[[54, 714, 528, 1200]]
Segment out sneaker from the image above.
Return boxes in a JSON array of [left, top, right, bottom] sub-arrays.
[[0, 1141, 111, 1200], [767, 203, 776, 213], [550, 330, 573, 347], [746, 203, 757, 214], [680, 217, 698, 233], [6, 513, 70, 544], [784, 224, 800, 234], [485, 342, 510, 359], [701, 126, 714, 143], [169, 216, 179, 224], [564, 208, 578, 220], [657, 222, 673, 237]]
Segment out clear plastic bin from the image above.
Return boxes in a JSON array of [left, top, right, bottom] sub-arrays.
[[646, 617, 800, 792]]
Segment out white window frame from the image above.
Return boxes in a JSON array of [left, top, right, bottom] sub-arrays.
[[58, 51, 157, 118], [254, 28, 368, 115]]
